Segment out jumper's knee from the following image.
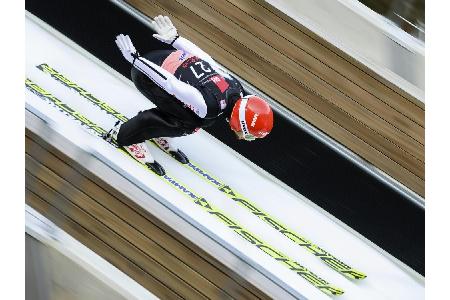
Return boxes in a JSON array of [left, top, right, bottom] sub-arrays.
[[116, 129, 128, 147]]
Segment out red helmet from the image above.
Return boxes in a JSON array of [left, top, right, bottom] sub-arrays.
[[229, 95, 273, 141]]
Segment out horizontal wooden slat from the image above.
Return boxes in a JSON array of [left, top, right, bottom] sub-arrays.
[[25, 189, 184, 300], [187, 0, 424, 149], [26, 166, 209, 299], [126, 0, 424, 195], [219, 0, 424, 130], [251, 0, 424, 112]]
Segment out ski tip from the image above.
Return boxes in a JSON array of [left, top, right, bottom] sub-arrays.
[[320, 285, 345, 296]]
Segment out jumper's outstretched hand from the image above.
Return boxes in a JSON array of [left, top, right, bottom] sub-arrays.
[[115, 34, 138, 64], [152, 15, 178, 44]]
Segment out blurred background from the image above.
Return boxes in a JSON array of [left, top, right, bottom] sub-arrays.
[[359, 0, 425, 40]]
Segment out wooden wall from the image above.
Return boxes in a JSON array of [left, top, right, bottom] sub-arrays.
[[125, 0, 425, 196], [25, 127, 270, 300]]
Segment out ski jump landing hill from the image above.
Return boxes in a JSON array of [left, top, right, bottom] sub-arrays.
[[25, 13, 423, 300]]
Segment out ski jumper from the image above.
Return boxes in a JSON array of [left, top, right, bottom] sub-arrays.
[[116, 37, 246, 146]]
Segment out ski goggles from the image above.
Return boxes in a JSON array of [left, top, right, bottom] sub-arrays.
[[238, 97, 256, 141]]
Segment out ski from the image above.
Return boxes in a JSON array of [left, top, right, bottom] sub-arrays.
[[36, 62, 366, 280], [26, 77, 345, 296]]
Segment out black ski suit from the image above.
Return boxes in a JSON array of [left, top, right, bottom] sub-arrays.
[[116, 38, 246, 146]]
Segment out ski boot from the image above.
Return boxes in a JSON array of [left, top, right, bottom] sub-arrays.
[[123, 142, 166, 176], [104, 121, 165, 176], [151, 137, 189, 164], [103, 120, 121, 143]]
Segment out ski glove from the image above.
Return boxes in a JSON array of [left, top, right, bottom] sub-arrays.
[[115, 34, 139, 64], [152, 15, 179, 45]]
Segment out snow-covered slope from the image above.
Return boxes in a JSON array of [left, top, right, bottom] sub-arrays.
[[25, 14, 424, 299]]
